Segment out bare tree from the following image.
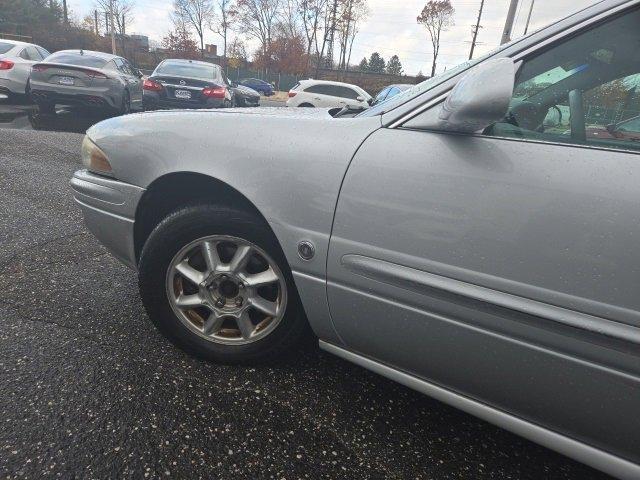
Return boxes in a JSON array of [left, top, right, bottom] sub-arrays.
[[174, 0, 214, 55], [95, 0, 134, 55], [417, 0, 454, 77], [235, 0, 282, 72], [277, 0, 302, 39], [297, 0, 327, 71], [337, 0, 367, 71], [209, 0, 236, 61]]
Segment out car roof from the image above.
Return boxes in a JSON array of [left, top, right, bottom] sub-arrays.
[[52, 49, 119, 60], [298, 79, 366, 90], [0, 39, 38, 48], [161, 58, 220, 67]]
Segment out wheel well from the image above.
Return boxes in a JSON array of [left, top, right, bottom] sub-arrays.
[[134, 172, 268, 263]]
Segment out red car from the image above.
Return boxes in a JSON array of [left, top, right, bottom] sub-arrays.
[[586, 115, 640, 141]]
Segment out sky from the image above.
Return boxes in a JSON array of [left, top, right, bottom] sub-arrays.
[[67, 0, 596, 75]]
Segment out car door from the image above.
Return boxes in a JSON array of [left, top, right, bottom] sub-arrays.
[[302, 84, 335, 107], [330, 85, 366, 109], [327, 6, 640, 464], [120, 58, 143, 107]]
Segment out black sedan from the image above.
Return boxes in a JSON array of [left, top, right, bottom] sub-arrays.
[[143, 59, 233, 110], [230, 83, 260, 107]]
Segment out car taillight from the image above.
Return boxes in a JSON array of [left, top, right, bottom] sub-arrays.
[[0, 60, 14, 70], [143, 79, 163, 91], [202, 86, 226, 98], [288, 91, 297, 98], [85, 70, 108, 79]]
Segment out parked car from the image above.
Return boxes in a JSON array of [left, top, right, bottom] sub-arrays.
[[230, 83, 260, 107], [371, 84, 413, 106], [71, 1, 640, 478], [30, 49, 143, 114], [585, 115, 640, 142], [0, 39, 50, 100], [143, 59, 234, 110], [239, 78, 274, 96], [286, 79, 371, 109]]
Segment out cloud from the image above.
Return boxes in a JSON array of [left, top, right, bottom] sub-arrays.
[[68, 0, 596, 74]]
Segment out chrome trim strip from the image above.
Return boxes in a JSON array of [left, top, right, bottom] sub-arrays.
[[319, 340, 640, 480], [341, 254, 640, 346]]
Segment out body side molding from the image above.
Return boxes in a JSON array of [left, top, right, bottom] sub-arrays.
[[341, 254, 640, 346]]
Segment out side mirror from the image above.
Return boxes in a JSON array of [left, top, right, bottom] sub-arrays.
[[605, 123, 618, 135], [414, 58, 516, 133], [137, 70, 144, 78], [356, 96, 365, 102], [231, 82, 238, 88]]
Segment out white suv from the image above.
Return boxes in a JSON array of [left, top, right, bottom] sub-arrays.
[[286, 79, 371, 109]]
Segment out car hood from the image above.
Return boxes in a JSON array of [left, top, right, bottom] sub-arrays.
[[86, 107, 380, 189]]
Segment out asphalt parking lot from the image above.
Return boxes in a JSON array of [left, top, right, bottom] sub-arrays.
[[0, 114, 613, 478]]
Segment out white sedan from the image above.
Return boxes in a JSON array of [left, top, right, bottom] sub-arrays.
[[286, 79, 371, 109], [0, 39, 50, 100]]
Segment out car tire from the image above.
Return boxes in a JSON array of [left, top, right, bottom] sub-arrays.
[[138, 204, 310, 365], [36, 101, 55, 114]]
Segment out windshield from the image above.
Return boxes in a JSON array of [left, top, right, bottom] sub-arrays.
[[0, 42, 15, 54], [47, 52, 108, 68], [156, 62, 218, 79]]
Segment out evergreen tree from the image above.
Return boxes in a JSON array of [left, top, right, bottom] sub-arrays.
[[386, 55, 403, 75], [368, 52, 386, 73], [359, 57, 369, 72]]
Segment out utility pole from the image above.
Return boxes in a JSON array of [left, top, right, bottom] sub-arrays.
[[325, 0, 338, 68], [469, 0, 485, 60], [109, 0, 117, 54], [523, 0, 535, 35], [501, 0, 519, 45], [94, 10, 99, 35]]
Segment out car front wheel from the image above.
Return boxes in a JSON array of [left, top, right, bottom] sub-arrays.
[[138, 205, 309, 364]]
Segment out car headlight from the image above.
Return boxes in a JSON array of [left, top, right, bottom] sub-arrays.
[[81, 136, 113, 176]]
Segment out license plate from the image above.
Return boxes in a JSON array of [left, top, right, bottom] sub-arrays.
[[175, 89, 191, 99], [58, 76, 75, 86]]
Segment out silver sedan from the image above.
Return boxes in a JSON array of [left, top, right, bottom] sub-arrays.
[[0, 39, 50, 100], [71, 1, 640, 478], [30, 49, 143, 114]]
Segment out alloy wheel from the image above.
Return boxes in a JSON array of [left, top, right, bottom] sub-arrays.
[[166, 235, 288, 345]]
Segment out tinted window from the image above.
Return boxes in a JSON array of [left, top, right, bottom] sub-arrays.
[[47, 52, 108, 68], [325, 85, 360, 100], [486, 8, 640, 153], [305, 84, 334, 95], [156, 61, 218, 79], [0, 42, 14, 54], [19, 49, 30, 60]]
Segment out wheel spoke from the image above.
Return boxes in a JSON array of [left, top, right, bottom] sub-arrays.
[[201, 241, 221, 274], [244, 267, 279, 287], [176, 293, 204, 309], [175, 260, 205, 286], [228, 245, 252, 273], [249, 296, 278, 317], [203, 313, 225, 335], [236, 311, 254, 339]]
